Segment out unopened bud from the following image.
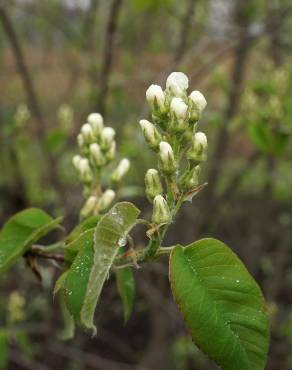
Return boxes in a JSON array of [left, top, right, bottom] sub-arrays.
[[111, 159, 130, 182], [189, 90, 207, 120], [146, 84, 166, 112], [72, 155, 82, 170], [97, 189, 115, 212], [87, 113, 104, 137], [139, 119, 162, 151], [81, 123, 95, 143], [79, 158, 93, 182], [100, 127, 115, 149], [90, 143, 106, 167], [187, 132, 208, 163], [170, 97, 188, 131], [159, 141, 176, 174], [81, 195, 98, 217], [166, 72, 189, 97], [145, 169, 163, 199], [152, 195, 172, 224], [188, 165, 201, 189], [105, 141, 116, 161], [77, 133, 85, 148]]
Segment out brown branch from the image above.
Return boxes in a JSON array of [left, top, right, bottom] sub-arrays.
[[0, 7, 45, 133], [98, 0, 123, 116], [48, 341, 143, 370], [25, 250, 65, 263], [9, 350, 51, 370], [173, 0, 197, 65], [82, 0, 99, 53]]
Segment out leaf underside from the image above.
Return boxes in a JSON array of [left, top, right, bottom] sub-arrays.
[[0, 208, 62, 273], [169, 238, 269, 370], [62, 202, 140, 332]]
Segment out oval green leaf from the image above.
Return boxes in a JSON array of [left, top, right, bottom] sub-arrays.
[[63, 229, 94, 320], [62, 202, 140, 333], [169, 238, 269, 370], [80, 202, 140, 332], [0, 208, 62, 273]]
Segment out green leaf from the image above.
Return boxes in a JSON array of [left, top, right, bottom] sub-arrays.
[[64, 215, 101, 264], [53, 270, 69, 295], [0, 329, 8, 369], [59, 296, 75, 340], [80, 202, 140, 332], [0, 208, 62, 273], [66, 214, 101, 244], [63, 202, 140, 332], [63, 229, 94, 320], [115, 267, 135, 323], [169, 238, 269, 370]]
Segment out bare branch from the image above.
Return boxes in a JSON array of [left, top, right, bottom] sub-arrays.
[[0, 7, 45, 133], [173, 0, 197, 65], [98, 0, 123, 116]]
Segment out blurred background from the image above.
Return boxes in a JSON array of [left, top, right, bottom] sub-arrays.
[[0, 0, 292, 369]]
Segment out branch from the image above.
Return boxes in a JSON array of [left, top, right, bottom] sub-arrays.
[[98, 0, 123, 116], [82, 0, 99, 53], [173, 0, 197, 65], [24, 249, 65, 263], [0, 7, 45, 133]]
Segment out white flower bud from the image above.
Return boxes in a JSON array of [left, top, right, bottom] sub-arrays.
[[188, 165, 201, 189], [72, 155, 82, 170], [145, 169, 163, 199], [87, 113, 104, 137], [187, 132, 208, 163], [81, 123, 95, 143], [78, 158, 93, 182], [105, 141, 116, 161], [189, 90, 207, 119], [146, 84, 165, 111], [170, 97, 188, 131], [77, 133, 85, 148], [111, 158, 130, 182], [152, 195, 172, 224], [170, 97, 188, 119], [97, 189, 115, 212], [90, 143, 106, 167], [139, 119, 162, 150], [81, 195, 98, 217], [159, 141, 176, 174], [166, 72, 189, 97], [100, 127, 115, 149]]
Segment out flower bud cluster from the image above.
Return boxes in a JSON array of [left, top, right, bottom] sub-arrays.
[[72, 112, 130, 217], [140, 72, 208, 225]]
